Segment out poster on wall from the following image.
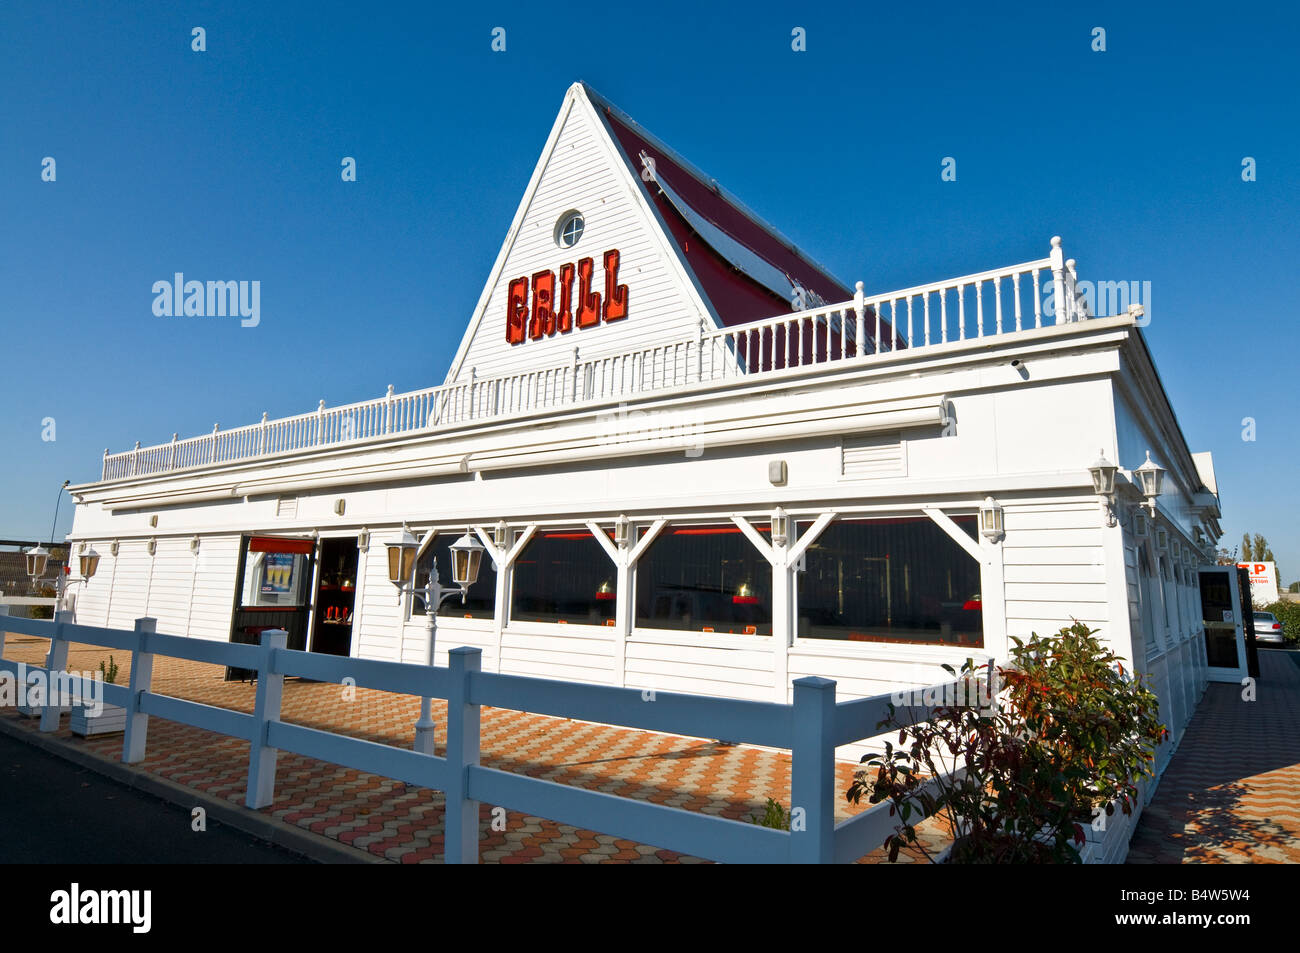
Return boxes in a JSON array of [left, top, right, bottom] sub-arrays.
[[261, 553, 295, 595]]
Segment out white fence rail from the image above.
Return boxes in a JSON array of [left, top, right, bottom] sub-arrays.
[[101, 237, 1094, 481], [0, 607, 985, 864]]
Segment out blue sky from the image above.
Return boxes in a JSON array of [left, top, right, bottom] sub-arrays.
[[1, 1, 1296, 579]]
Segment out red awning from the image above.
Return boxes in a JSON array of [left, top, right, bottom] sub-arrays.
[[249, 536, 315, 555]]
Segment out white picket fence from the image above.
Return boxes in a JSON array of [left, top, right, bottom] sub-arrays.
[[0, 608, 989, 864], [0, 608, 1147, 863], [101, 237, 1093, 481]]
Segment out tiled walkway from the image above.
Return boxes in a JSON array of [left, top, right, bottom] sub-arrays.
[[0, 636, 949, 863], [1127, 648, 1300, 863]]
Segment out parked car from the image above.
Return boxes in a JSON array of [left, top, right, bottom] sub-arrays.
[[1253, 611, 1285, 644]]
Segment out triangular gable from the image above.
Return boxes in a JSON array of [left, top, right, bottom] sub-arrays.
[[444, 84, 719, 384]]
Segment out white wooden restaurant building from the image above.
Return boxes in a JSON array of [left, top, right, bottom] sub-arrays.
[[65, 83, 1237, 763]]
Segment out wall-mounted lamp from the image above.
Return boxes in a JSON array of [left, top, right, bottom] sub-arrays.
[[1088, 450, 1119, 527], [614, 515, 632, 549], [110, 540, 119, 556], [771, 507, 789, 548], [78, 545, 101, 580], [147, 539, 157, 556], [979, 497, 1005, 543], [357, 527, 370, 552], [190, 536, 201, 555], [1134, 450, 1165, 516], [493, 520, 510, 549]]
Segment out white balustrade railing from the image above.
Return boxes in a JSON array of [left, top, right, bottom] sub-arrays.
[[101, 236, 1093, 481]]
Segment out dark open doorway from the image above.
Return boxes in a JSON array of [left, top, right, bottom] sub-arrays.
[[310, 537, 358, 657]]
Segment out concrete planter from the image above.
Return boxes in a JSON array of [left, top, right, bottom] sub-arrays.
[[69, 702, 127, 737]]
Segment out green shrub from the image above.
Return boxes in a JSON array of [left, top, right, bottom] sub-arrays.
[[748, 797, 790, 830], [848, 622, 1168, 863]]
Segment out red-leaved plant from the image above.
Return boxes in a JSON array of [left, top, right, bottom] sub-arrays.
[[846, 622, 1168, 863]]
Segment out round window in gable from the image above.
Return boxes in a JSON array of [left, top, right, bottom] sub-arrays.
[[554, 210, 585, 248]]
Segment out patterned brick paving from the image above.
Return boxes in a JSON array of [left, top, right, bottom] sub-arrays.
[[1127, 648, 1300, 864], [0, 636, 949, 863]]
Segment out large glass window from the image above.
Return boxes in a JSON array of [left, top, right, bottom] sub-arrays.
[[411, 534, 497, 619], [635, 524, 772, 635], [510, 530, 616, 626], [239, 536, 313, 609], [797, 516, 983, 647]]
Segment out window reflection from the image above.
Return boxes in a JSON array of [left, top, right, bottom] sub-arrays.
[[635, 525, 772, 635], [511, 531, 616, 625], [797, 516, 983, 647]]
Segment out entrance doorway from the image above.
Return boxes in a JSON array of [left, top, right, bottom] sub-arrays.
[[1198, 566, 1247, 683], [310, 538, 358, 657]]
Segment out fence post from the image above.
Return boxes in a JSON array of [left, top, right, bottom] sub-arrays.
[[38, 611, 74, 732], [790, 675, 837, 863], [120, 617, 158, 762], [444, 646, 482, 864], [246, 628, 287, 809]]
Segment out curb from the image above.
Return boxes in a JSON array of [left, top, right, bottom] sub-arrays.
[[0, 714, 388, 865]]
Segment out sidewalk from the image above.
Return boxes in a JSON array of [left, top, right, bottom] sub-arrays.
[[0, 636, 950, 864], [1127, 648, 1300, 863]]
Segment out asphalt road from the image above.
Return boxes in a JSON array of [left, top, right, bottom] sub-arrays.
[[0, 731, 309, 864]]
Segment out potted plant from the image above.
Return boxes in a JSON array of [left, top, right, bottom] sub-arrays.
[[70, 656, 128, 737], [847, 622, 1168, 863]]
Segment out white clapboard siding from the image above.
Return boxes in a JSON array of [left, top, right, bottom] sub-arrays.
[[1001, 503, 1109, 638], [421, 620, 496, 670], [143, 538, 194, 635], [446, 89, 710, 383], [188, 536, 241, 641], [106, 543, 152, 631], [73, 553, 114, 627], [625, 637, 774, 700], [498, 625, 618, 685], [355, 533, 405, 662]]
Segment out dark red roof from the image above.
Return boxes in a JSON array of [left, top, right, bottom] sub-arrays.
[[586, 85, 853, 328]]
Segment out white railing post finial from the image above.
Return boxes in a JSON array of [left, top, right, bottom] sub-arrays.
[[1049, 236, 1068, 326], [854, 281, 866, 358], [385, 384, 395, 434], [316, 400, 326, 446], [209, 424, 219, 464]]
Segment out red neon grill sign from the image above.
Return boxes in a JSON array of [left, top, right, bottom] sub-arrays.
[[506, 249, 628, 344]]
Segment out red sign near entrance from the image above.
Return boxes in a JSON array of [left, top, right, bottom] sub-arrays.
[[506, 249, 628, 344]]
